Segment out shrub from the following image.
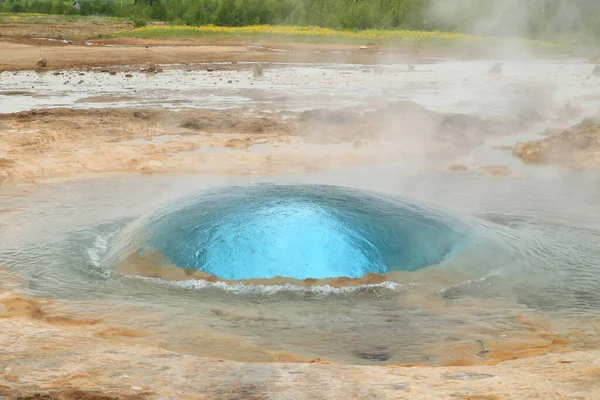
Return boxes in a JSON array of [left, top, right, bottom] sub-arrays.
[[130, 16, 148, 27]]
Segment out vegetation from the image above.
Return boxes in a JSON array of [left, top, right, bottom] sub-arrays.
[[117, 25, 564, 50], [0, 0, 598, 45]]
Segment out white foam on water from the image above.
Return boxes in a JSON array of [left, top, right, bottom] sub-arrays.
[[87, 230, 118, 268], [136, 275, 406, 295]]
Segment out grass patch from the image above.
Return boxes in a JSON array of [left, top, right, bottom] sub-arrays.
[[109, 25, 568, 50]]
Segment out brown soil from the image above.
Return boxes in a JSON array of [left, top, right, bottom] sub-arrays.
[[513, 117, 600, 168], [0, 38, 430, 72], [0, 103, 527, 186]]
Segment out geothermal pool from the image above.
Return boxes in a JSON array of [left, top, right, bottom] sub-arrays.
[[109, 184, 476, 281], [1, 167, 600, 365], [1, 59, 600, 366]]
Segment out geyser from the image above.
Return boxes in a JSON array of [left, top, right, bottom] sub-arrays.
[[115, 184, 472, 281]]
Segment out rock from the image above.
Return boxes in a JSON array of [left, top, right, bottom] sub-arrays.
[[489, 63, 503, 74], [512, 117, 600, 167], [36, 58, 48, 68], [353, 346, 391, 362], [206, 68, 215, 72], [359, 46, 368, 50], [125, 74, 133, 78], [252, 64, 264, 78], [145, 63, 157, 73]]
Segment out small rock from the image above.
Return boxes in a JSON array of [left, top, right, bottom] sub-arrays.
[[227, 80, 233, 84], [145, 63, 157, 73], [593, 65, 600, 76], [3, 366, 12, 373], [359, 46, 368, 50], [109, 71, 117, 75], [125, 74, 133, 78], [407, 64, 415, 71], [353, 346, 390, 361], [206, 68, 215, 72], [36, 58, 48, 68], [131, 386, 143, 391], [489, 62, 503, 74], [253, 64, 264, 78]]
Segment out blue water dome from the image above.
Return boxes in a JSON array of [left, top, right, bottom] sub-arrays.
[[125, 184, 472, 280]]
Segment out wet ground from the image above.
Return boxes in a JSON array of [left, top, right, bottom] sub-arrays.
[[1, 43, 600, 397], [2, 59, 599, 116]]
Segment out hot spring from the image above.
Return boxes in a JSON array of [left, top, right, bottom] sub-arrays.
[[3, 169, 599, 366], [108, 184, 475, 282], [2, 58, 600, 367]]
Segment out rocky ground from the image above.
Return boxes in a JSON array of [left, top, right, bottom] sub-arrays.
[[513, 117, 600, 169], [0, 102, 536, 186], [0, 287, 599, 400]]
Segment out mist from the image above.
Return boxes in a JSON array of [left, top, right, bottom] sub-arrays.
[[427, 0, 599, 47]]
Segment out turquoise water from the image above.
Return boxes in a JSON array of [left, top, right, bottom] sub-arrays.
[[127, 184, 472, 280]]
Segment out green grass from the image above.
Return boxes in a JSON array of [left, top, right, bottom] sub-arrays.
[[105, 25, 569, 52]]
